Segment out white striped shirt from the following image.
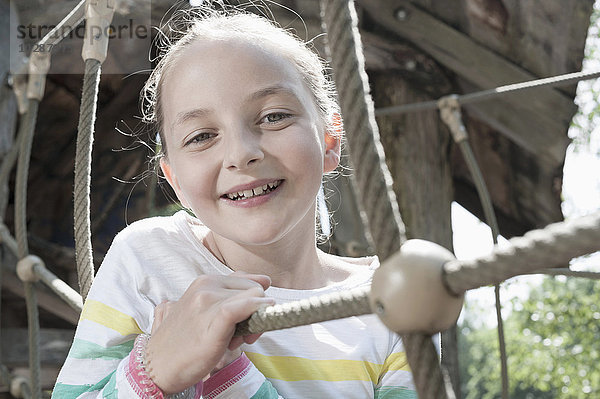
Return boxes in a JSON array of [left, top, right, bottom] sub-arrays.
[[53, 211, 416, 398]]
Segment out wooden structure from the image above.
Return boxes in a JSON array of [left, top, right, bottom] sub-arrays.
[[0, 0, 594, 396]]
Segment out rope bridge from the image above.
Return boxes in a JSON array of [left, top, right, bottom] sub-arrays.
[[1, 1, 599, 398]]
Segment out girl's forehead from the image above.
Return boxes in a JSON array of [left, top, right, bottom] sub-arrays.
[[161, 38, 318, 123], [167, 38, 304, 89]]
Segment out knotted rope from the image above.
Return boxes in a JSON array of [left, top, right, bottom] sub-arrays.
[[319, 0, 404, 262], [74, 58, 102, 300], [233, 214, 600, 398], [322, 1, 448, 397], [235, 286, 371, 336], [442, 211, 600, 295]]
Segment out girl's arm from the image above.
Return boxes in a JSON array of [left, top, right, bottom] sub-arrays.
[[52, 233, 273, 398], [52, 237, 155, 398]]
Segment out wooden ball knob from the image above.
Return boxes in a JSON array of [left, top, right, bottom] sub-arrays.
[[370, 239, 464, 334]]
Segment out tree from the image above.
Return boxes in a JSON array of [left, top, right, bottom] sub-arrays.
[[459, 276, 600, 398]]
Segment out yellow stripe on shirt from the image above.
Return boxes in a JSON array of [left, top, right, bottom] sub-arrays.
[[245, 352, 384, 383], [80, 300, 143, 336], [381, 352, 411, 373]]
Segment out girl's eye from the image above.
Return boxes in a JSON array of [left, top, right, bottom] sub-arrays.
[[262, 112, 292, 124], [185, 131, 216, 147]]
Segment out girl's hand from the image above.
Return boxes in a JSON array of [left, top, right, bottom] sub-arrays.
[[146, 272, 273, 394]]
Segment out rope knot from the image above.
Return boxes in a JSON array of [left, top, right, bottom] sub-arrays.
[[438, 95, 468, 143]]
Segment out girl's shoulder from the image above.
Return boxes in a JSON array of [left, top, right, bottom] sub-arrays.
[[112, 210, 204, 246], [317, 251, 380, 290]]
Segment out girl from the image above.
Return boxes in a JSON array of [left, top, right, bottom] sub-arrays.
[[53, 3, 416, 398]]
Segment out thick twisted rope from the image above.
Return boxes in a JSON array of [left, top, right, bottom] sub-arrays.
[[443, 211, 600, 295], [14, 100, 42, 399], [235, 286, 370, 336], [320, 2, 448, 398], [74, 58, 101, 300], [319, 0, 404, 262]]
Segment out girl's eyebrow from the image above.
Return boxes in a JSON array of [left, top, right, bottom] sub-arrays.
[[172, 108, 211, 130], [247, 84, 302, 104], [172, 85, 301, 130]]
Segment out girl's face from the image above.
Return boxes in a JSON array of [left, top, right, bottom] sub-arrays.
[[160, 39, 340, 246]]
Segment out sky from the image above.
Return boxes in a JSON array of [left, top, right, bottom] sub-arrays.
[[454, 0, 600, 327]]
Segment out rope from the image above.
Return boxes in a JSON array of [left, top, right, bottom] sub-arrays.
[[403, 333, 455, 399], [33, 260, 84, 312], [74, 58, 102, 300], [536, 268, 600, 280], [235, 213, 600, 335], [37, 0, 86, 47], [377, 69, 600, 116], [319, 2, 449, 398], [443, 211, 600, 295], [319, 0, 404, 262], [234, 286, 371, 336], [14, 99, 42, 399], [438, 96, 509, 398], [0, 130, 21, 192]]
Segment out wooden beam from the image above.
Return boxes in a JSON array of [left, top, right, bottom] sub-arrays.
[[371, 71, 460, 397], [1, 271, 80, 325], [359, 0, 576, 165]]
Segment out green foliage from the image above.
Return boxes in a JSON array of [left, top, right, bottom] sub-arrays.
[[459, 277, 600, 398]]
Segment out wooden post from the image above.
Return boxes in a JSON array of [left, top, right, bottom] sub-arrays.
[[371, 72, 460, 397]]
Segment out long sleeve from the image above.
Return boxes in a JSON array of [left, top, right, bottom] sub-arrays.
[[52, 232, 162, 398]]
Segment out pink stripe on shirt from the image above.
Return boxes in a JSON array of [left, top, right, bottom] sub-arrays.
[[202, 354, 252, 399]]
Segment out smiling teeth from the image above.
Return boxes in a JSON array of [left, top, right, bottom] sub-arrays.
[[226, 180, 281, 200]]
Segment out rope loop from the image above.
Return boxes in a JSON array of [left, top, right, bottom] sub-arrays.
[[16, 255, 44, 283]]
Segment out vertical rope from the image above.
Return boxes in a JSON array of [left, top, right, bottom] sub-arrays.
[[319, 1, 449, 398], [463, 141, 509, 399], [319, 0, 404, 262], [14, 99, 42, 399], [454, 123, 509, 399], [74, 58, 101, 300]]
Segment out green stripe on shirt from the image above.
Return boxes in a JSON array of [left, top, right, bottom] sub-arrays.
[[68, 338, 134, 360], [52, 370, 116, 398], [374, 386, 417, 399], [250, 380, 280, 399]]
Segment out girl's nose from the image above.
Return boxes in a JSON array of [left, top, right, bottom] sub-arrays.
[[223, 127, 264, 170]]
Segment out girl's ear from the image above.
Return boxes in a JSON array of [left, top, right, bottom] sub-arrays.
[[323, 113, 342, 173], [160, 158, 190, 208]]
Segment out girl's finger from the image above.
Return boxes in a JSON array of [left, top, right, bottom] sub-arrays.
[[228, 335, 245, 350], [242, 333, 263, 345], [228, 271, 272, 291], [215, 295, 275, 332]]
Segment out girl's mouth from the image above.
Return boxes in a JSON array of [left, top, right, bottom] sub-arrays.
[[222, 179, 283, 201]]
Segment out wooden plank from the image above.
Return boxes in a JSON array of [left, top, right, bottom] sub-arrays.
[[359, 0, 576, 165]]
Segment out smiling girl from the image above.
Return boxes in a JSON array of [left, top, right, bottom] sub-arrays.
[[53, 4, 415, 398]]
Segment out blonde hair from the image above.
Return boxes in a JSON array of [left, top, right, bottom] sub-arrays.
[[141, 2, 342, 156]]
